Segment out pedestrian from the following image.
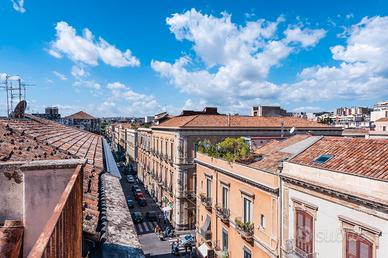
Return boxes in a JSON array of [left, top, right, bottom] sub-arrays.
[[154, 224, 160, 235]]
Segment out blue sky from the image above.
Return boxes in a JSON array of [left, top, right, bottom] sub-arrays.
[[1, 0, 388, 117]]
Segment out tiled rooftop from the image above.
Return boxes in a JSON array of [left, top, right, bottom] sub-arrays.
[[290, 137, 388, 181], [248, 135, 310, 173], [154, 114, 334, 129], [0, 115, 104, 237], [64, 111, 96, 120]]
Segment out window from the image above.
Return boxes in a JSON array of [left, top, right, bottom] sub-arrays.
[[222, 187, 229, 209], [346, 233, 372, 258], [206, 178, 212, 199], [314, 154, 333, 164], [295, 210, 314, 256], [383, 126, 386, 132], [260, 214, 266, 229], [222, 229, 228, 251], [243, 248, 252, 258], [170, 142, 174, 158], [243, 198, 252, 223]]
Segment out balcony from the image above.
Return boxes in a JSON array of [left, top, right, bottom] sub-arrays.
[[199, 193, 212, 211], [213, 241, 230, 258], [215, 205, 230, 224], [197, 229, 212, 242], [185, 191, 196, 201], [284, 240, 317, 258], [235, 218, 254, 242]]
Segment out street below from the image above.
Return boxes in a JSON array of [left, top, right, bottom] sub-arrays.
[[118, 168, 197, 257]]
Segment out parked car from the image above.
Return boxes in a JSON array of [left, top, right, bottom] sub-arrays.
[[137, 197, 147, 207], [180, 234, 194, 247], [127, 199, 134, 208], [134, 189, 143, 198], [132, 212, 143, 223], [131, 185, 139, 193], [145, 211, 158, 221], [127, 175, 135, 183]]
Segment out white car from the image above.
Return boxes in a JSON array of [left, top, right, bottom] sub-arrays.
[[126, 175, 135, 183]]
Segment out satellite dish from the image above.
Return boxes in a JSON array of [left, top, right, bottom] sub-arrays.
[[290, 127, 295, 134], [13, 100, 27, 118]]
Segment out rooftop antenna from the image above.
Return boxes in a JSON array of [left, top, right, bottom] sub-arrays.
[[0, 74, 34, 117]]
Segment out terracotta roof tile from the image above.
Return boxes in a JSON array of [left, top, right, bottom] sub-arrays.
[[154, 114, 333, 129], [0, 115, 104, 237], [248, 135, 310, 173], [290, 137, 388, 181], [64, 111, 96, 120]]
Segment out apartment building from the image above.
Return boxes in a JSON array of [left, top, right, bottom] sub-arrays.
[[137, 108, 342, 231], [194, 135, 312, 258], [125, 128, 138, 167], [281, 137, 388, 258], [63, 110, 100, 133]]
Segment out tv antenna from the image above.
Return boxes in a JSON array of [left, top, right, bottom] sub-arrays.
[[0, 74, 34, 117]]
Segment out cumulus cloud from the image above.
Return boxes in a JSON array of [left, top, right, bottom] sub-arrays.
[[107, 82, 128, 91], [53, 71, 67, 80], [11, 0, 25, 13], [152, 10, 388, 110], [48, 21, 140, 68], [106, 82, 160, 115], [283, 16, 388, 102], [74, 80, 101, 90], [71, 65, 88, 78]]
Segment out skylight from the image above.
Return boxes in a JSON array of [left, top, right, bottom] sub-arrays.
[[314, 154, 333, 164]]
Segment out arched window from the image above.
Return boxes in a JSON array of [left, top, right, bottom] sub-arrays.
[[295, 210, 314, 257], [346, 232, 372, 258]]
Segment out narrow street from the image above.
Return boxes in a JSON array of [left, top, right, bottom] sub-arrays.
[[118, 166, 197, 258]]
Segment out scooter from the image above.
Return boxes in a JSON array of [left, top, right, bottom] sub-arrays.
[[171, 242, 180, 256]]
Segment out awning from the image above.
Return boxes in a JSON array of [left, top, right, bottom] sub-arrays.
[[200, 215, 211, 232], [197, 243, 210, 258]]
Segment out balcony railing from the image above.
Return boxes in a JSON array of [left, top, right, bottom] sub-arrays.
[[199, 193, 212, 211], [235, 217, 254, 241], [28, 165, 83, 258], [185, 191, 196, 201], [198, 229, 212, 242], [215, 205, 230, 224], [213, 241, 230, 258], [284, 240, 317, 258]]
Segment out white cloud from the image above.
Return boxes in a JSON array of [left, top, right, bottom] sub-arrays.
[[48, 21, 140, 67], [74, 80, 101, 90], [282, 16, 388, 102], [284, 26, 326, 47], [105, 82, 160, 115], [292, 106, 323, 112], [53, 71, 67, 80], [71, 65, 88, 78], [152, 9, 326, 111], [153, 10, 388, 111], [11, 0, 25, 13], [107, 82, 128, 91]]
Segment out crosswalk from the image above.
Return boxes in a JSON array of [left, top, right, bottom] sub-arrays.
[[135, 221, 158, 234]]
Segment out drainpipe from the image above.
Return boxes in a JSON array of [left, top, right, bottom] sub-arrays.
[[278, 160, 284, 258], [215, 166, 219, 250]]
